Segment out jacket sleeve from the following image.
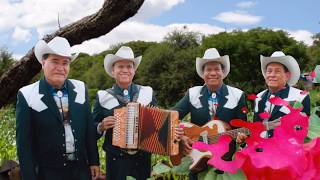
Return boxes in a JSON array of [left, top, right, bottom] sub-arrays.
[[302, 94, 311, 116], [84, 87, 100, 166], [92, 93, 107, 139], [172, 91, 191, 120], [235, 92, 248, 121], [16, 91, 37, 180]]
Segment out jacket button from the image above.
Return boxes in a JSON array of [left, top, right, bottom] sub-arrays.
[[63, 163, 67, 166], [62, 144, 65, 147]]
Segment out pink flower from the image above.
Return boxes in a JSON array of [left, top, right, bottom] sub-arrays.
[[310, 70, 316, 78], [259, 112, 271, 119], [178, 124, 185, 128], [269, 96, 289, 106], [241, 106, 248, 113], [192, 135, 244, 173], [247, 94, 258, 101]]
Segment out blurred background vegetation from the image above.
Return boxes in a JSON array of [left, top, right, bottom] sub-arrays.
[[1, 27, 320, 179]]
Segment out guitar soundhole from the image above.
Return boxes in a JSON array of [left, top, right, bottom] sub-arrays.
[[255, 148, 263, 152], [294, 125, 302, 131]]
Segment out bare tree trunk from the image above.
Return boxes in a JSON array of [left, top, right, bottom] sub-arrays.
[[0, 0, 145, 108]]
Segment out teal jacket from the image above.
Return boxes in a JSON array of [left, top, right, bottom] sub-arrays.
[[16, 79, 99, 180], [173, 84, 247, 126], [254, 85, 310, 122], [93, 83, 157, 155]]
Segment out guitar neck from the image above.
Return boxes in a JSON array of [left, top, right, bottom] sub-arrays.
[[207, 128, 250, 144]]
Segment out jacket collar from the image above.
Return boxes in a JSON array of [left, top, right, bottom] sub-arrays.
[[39, 78, 63, 121], [39, 78, 78, 122], [112, 83, 139, 97], [258, 84, 290, 118], [199, 84, 229, 119]]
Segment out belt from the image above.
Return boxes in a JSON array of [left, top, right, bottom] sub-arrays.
[[119, 148, 138, 155], [65, 153, 76, 161]]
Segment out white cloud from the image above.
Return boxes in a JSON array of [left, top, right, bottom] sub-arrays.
[[0, 0, 105, 36], [12, 53, 24, 60], [133, 0, 185, 21], [12, 26, 31, 42], [213, 11, 262, 25], [0, 0, 184, 36], [288, 30, 313, 46], [236, 1, 257, 9], [72, 22, 225, 55]]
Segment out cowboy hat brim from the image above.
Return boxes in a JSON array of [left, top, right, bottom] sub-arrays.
[[34, 39, 78, 63], [260, 55, 300, 86], [104, 54, 142, 78], [196, 55, 230, 79]]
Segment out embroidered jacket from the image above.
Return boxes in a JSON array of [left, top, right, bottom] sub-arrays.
[[16, 79, 99, 180], [254, 85, 310, 122], [92, 83, 157, 155], [173, 84, 247, 126]]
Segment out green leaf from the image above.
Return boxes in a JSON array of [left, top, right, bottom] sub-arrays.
[[171, 156, 192, 175], [152, 161, 172, 175], [308, 113, 320, 139], [126, 176, 136, 180], [198, 168, 246, 180], [314, 65, 320, 83], [292, 101, 303, 109]]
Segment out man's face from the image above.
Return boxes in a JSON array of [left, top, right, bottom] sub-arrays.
[[265, 62, 290, 92], [42, 54, 70, 89], [203, 62, 224, 89], [112, 60, 135, 88]]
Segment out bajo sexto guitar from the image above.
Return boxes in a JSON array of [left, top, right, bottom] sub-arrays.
[[170, 119, 280, 172]]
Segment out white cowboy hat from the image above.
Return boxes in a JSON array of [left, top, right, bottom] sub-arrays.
[[34, 36, 78, 63], [260, 51, 300, 86], [104, 46, 142, 78], [196, 48, 230, 78]]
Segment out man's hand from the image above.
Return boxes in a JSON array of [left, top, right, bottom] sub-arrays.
[[181, 135, 193, 154], [174, 127, 184, 142], [236, 132, 247, 144], [99, 116, 116, 132], [90, 165, 100, 180]]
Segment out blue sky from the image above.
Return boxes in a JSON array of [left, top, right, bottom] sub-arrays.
[[149, 0, 319, 32], [0, 0, 318, 59]]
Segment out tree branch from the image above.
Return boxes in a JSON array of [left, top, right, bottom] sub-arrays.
[[0, 0, 145, 108]]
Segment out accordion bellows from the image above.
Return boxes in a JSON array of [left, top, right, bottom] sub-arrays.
[[112, 103, 179, 156]]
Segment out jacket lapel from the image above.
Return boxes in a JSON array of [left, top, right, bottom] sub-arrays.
[[270, 86, 290, 117], [39, 79, 63, 122], [216, 84, 228, 119], [67, 80, 77, 123], [258, 90, 269, 114], [199, 86, 211, 119]]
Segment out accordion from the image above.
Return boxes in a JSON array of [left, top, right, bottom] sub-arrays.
[[112, 103, 179, 156]]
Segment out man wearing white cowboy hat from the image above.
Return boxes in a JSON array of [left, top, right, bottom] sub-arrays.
[[254, 51, 310, 124], [173, 48, 247, 179], [92, 46, 157, 180], [16, 36, 100, 180]]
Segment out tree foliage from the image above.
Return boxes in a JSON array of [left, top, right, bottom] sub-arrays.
[[0, 106, 17, 164], [0, 48, 14, 77]]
